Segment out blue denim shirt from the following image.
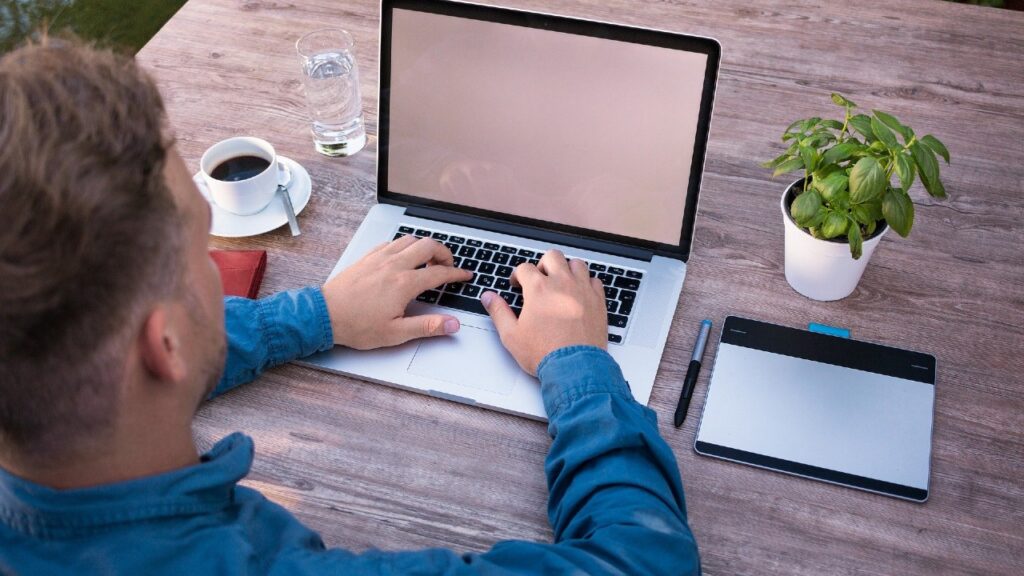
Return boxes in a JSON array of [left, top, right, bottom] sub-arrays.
[[0, 288, 700, 575]]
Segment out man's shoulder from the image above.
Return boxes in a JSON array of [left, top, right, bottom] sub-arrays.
[[0, 483, 329, 575]]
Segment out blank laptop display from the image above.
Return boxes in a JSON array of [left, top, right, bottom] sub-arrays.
[[385, 7, 709, 245]]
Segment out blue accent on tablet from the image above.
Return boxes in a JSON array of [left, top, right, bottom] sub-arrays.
[[808, 323, 851, 339]]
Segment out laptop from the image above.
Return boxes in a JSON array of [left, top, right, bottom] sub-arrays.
[[301, 0, 721, 420]]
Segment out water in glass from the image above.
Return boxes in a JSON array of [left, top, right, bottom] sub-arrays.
[[298, 32, 366, 156]]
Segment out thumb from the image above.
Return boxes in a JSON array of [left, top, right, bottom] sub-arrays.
[[481, 291, 517, 337], [389, 313, 461, 345]]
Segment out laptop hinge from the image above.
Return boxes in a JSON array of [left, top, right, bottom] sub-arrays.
[[404, 206, 655, 262]]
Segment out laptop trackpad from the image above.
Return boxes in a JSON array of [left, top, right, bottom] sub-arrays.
[[408, 324, 521, 395]]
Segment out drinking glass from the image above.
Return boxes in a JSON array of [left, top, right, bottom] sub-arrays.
[[296, 28, 366, 157]]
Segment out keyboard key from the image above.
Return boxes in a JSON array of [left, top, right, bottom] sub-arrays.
[[510, 285, 523, 294], [415, 229, 431, 237], [529, 258, 539, 265], [444, 242, 459, 253], [496, 265, 514, 278], [613, 276, 640, 291], [484, 242, 500, 250], [431, 232, 449, 241], [476, 275, 495, 288], [476, 249, 494, 261], [618, 300, 634, 316], [495, 278, 511, 291], [608, 313, 628, 328], [452, 257, 462, 267], [618, 290, 636, 302], [608, 266, 625, 275], [514, 294, 525, 307], [606, 299, 619, 313], [626, 270, 643, 279], [597, 273, 614, 285], [589, 263, 606, 272], [478, 262, 496, 275], [449, 236, 466, 244], [467, 239, 483, 247], [393, 233, 404, 240], [604, 286, 619, 299], [459, 259, 478, 271], [457, 246, 475, 258], [518, 248, 535, 257], [416, 290, 440, 303], [499, 292, 517, 305], [500, 246, 518, 254], [439, 292, 486, 315], [511, 306, 523, 317], [445, 282, 464, 293], [608, 333, 623, 344], [462, 284, 481, 297], [492, 252, 510, 265], [399, 226, 414, 233], [510, 255, 528, 266]]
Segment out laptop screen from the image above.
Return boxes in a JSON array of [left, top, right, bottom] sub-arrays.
[[381, 1, 718, 251]]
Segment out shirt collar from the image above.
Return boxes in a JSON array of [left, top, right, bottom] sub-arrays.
[[0, 432, 253, 538]]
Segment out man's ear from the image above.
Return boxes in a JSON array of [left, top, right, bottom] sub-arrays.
[[139, 306, 188, 383]]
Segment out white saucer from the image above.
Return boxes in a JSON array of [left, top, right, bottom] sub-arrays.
[[193, 155, 312, 238]]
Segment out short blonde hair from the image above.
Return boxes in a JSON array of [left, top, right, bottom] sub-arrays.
[[0, 36, 183, 453]]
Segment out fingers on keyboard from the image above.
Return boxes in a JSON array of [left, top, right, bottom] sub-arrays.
[[397, 226, 642, 331]]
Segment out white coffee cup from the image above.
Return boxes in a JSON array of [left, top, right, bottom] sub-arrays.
[[200, 137, 279, 216]]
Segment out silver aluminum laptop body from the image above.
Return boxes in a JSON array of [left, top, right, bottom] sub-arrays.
[[301, 0, 721, 420]]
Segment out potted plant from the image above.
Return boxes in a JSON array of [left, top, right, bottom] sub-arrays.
[[762, 93, 951, 301]]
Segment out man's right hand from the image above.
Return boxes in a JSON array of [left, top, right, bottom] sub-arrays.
[[480, 249, 608, 375], [322, 236, 473, 350]]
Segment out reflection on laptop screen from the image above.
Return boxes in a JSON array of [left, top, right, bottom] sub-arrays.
[[387, 8, 709, 246]]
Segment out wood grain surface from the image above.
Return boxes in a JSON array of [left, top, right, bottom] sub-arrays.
[[137, 1, 1024, 574]]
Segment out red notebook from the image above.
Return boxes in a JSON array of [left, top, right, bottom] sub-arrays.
[[210, 250, 267, 299]]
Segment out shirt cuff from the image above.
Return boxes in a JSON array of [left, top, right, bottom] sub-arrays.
[[311, 287, 335, 348], [536, 345, 633, 419], [255, 286, 334, 366]]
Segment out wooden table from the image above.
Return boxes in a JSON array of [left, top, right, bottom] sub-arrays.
[[137, 1, 1024, 573]]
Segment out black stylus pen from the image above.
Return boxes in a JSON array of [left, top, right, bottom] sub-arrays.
[[674, 319, 712, 428]]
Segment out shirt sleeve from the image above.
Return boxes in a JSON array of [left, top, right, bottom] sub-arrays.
[[278, 345, 700, 576], [209, 287, 334, 398]]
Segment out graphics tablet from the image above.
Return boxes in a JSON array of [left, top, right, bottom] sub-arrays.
[[695, 316, 936, 502]]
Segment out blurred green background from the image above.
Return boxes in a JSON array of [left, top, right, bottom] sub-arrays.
[[1, 0, 1020, 56], [1, 0, 187, 54]]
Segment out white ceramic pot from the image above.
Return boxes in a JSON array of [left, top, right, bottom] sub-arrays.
[[781, 179, 888, 301]]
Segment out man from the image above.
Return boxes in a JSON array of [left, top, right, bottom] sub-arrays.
[[0, 38, 700, 574]]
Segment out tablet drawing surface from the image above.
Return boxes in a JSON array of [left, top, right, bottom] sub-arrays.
[[695, 316, 936, 502]]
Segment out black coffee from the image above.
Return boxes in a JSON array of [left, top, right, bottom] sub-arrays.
[[211, 155, 271, 182]]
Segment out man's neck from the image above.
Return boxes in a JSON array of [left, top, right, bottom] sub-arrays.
[[0, 425, 199, 490]]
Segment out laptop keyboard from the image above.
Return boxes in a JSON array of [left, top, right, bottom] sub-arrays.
[[394, 225, 644, 343]]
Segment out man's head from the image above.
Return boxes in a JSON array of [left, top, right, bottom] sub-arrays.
[[0, 37, 225, 468]]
